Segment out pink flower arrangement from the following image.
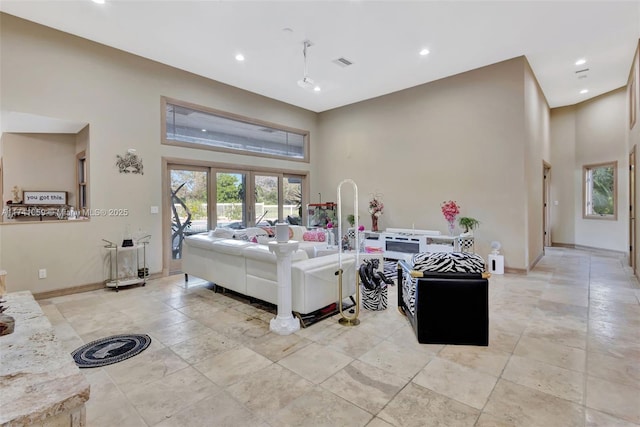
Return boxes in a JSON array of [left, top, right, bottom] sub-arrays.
[[326, 221, 333, 229], [358, 225, 365, 232], [369, 196, 384, 217], [441, 200, 460, 224]]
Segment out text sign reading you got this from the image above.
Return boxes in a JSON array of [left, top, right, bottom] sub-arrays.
[[23, 191, 67, 205]]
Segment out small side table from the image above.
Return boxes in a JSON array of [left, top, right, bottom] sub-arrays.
[[488, 254, 504, 274], [267, 241, 301, 335]]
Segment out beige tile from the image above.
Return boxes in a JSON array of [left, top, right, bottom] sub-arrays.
[[514, 335, 586, 372], [278, 342, 353, 384], [587, 350, 640, 387], [124, 366, 221, 426], [321, 359, 406, 414], [586, 375, 640, 424], [358, 337, 434, 381], [365, 417, 394, 427], [438, 344, 511, 376], [502, 355, 584, 403], [589, 319, 640, 343], [588, 333, 640, 360], [227, 363, 313, 419], [327, 328, 384, 359], [148, 319, 211, 346], [378, 382, 479, 427], [522, 319, 587, 350], [105, 347, 189, 393], [169, 329, 240, 364], [82, 369, 148, 427], [268, 387, 372, 427], [246, 331, 312, 362], [488, 327, 521, 353], [413, 357, 498, 410], [194, 346, 272, 386], [483, 379, 584, 427], [155, 392, 267, 427], [585, 408, 640, 427]]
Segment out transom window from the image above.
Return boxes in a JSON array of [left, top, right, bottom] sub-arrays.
[[583, 161, 617, 220], [162, 98, 309, 162]]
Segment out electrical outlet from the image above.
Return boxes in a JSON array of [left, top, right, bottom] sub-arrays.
[[38, 269, 47, 279], [150, 206, 159, 214]]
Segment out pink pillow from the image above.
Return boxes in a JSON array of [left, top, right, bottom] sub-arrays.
[[303, 230, 326, 242]]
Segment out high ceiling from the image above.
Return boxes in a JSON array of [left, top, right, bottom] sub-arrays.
[[1, 1, 639, 113]]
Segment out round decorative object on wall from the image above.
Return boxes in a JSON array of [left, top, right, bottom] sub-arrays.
[[71, 334, 151, 368]]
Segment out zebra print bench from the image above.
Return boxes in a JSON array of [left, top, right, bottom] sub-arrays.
[[397, 252, 489, 345]]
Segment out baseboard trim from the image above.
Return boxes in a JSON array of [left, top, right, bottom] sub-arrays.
[[529, 252, 544, 270], [33, 272, 162, 300], [552, 242, 627, 256], [34, 282, 104, 300], [504, 267, 527, 275]]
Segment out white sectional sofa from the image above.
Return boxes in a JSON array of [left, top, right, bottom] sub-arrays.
[[182, 232, 356, 315]]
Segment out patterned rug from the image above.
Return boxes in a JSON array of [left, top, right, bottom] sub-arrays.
[[72, 334, 151, 368]]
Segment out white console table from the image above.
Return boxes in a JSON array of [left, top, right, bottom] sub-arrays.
[[362, 228, 472, 260]]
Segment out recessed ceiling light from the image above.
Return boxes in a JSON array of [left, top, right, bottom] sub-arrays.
[[580, 89, 589, 94], [235, 54, 245, 62], [419, 48, 430, 56], [575, 58, 586, 66], [313, 86, 321, 92], [201, 129, 207, 132], [92, 0, 105, 4]]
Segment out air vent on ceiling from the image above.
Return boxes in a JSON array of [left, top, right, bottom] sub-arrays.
[[575, 68, 590, 74], [260, 128, 277, 133], [168, 106, 194, 116], [333, 57, 353, 67]]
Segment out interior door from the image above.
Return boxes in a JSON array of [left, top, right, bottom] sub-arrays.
[[168, 166, 209, 273], [630, 146, 636, 271], [543, 163, 551, 248]]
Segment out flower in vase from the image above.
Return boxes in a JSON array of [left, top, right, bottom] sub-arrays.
[[369, 195, 384, 217], [326, 221, 333, 229], [358, 225, 365, 232], [441, 200, 460, 224]]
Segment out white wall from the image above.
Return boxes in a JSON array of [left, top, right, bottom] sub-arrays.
[[524, 61, 551, 267], [550, 88, 628, 252], [549, 106, 577, 245], [317, 57, 531, 270], [2, 133, 77, 216], [0, 13, 318, 293]]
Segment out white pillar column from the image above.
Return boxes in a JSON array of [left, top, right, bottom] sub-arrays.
[[267, 241, 301, 335]]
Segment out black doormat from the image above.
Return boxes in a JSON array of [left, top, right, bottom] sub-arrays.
[[71, 334, 151, 368]]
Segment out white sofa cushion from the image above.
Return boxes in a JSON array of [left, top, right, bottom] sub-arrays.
[[210, 239, 253, 256]]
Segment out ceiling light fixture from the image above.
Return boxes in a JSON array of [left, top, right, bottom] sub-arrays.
[[297, 40, 319, 92], [575, 58, 586, 66], [419, 48, 430, 56], [91, 0, 105, 4], [580, 89, 589, 94], [235, 53, 245, 62]]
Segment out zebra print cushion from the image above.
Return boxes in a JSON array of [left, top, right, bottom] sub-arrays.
[[411, 252, 485, 274]]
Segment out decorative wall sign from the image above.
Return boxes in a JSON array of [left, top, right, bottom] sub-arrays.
[[116, 151, 144, 175], [23, 191, 67, 205]]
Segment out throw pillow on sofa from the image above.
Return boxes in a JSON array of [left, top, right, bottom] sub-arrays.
[[303, 230, 326, 242]]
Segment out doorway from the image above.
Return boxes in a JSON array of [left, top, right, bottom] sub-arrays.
[[630, 146, 636, 272], [543, 162, 552, 248]]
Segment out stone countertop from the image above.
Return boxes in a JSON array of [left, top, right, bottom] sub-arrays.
[[0, 291, 90, 426]]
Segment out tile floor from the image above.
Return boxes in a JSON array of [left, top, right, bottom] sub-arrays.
[[38, 247, 640, 426]]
